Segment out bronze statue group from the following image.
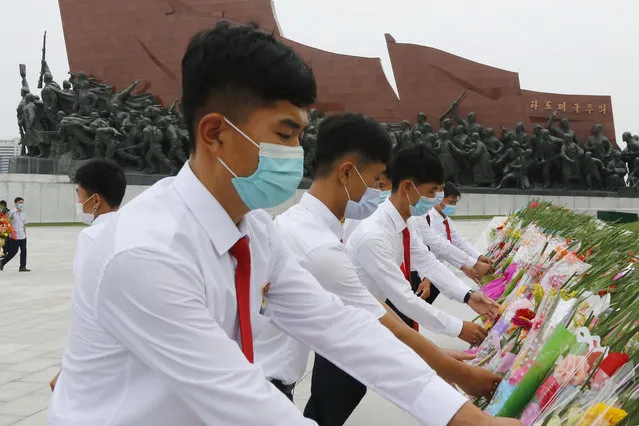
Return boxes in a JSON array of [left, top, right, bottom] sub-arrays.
[[16, 62, 188, 175], [302, 109, 639, 192], [16, 59, 639, 190]]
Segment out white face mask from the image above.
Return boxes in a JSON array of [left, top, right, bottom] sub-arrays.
[[76, 195, 98, 225], [343, 166, 381, 220]]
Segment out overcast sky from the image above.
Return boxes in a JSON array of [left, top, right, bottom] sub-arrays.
[[1, 0, 637, 143]]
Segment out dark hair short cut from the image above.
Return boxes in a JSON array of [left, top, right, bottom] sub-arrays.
[[181, 20, 317, 153], [14, 197, 23, 203], [388, 145, 444, 191], [444, 182, 461, 198], [314, 113, 392, 177], [72, 159, 126, 208], [0, 200, 6, 207]]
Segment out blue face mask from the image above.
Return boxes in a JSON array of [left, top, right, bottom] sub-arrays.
[[378, 190, 391, 205], [434, 191, 445, 205], [407, 184, 436, 216], [17, 203, 24, 210], [442, 204, 456, 216], [218, 119, 304, 210]]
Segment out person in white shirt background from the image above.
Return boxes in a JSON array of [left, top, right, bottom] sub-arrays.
[[254, 113, 503, 425], [1, 196, 29, 272], [347, 145, 498, 347], [48, 21, 522, 426], [49, 158, 127, 392], [425, 182, 494, 303], [430, 182, 487, 260]]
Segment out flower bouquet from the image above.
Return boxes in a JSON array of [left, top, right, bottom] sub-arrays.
[[0, 213, 14, 248], [468, 201, 638, 424]]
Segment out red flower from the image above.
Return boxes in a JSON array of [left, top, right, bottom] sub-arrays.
[[512, 308, 535, 330], [530, 201, 541, 209], [598, 285, 616, 297], [512, 316, 533, 330], [499, 242, 506, 249]]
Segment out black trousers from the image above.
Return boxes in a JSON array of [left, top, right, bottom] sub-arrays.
[[270, 379, 295, 402], [303, 354, 367, 426], [1, 238, 26, 268], [410, 270, 440, 305]]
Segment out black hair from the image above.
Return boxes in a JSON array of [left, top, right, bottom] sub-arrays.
[[388, 145, 444, 191], [72, 159, 126, 208], [0, 200, 6, 207], [14, 197, 23, 203], [181, 20, 317, 153], [444, 182, 461, 198], [314, 113, 392, 177]]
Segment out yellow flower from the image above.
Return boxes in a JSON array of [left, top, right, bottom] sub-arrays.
[[560, 289, 577, 301], [578, 403, 627, 426]]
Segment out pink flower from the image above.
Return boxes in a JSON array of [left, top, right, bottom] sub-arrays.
[[508, 365, 529, 385], [553, 355, 590, 386]]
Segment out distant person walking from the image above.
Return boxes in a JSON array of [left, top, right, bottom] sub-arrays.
[[1, 197, 30, 272]]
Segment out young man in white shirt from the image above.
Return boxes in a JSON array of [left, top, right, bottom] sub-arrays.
[[254, 113, 504, 425], [423, 182, 494, 303], [347, 145, 498, 346], [49, 21, 521, 426], [430, 182, 489, 261], [1, 197, 29, 272], [50, 158, 127, 391]]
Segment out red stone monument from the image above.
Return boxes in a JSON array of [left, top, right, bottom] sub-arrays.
[[57, 0, 616, 143]]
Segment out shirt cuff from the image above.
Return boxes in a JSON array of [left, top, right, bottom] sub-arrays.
[[445, 316, 464, 338], [448, 282, 470, 304], [408, 375, 468, 426], [462, 254, 478, 269]]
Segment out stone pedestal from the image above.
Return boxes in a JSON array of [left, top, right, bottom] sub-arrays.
[[8, 155, 91, 177], [8, 155, 168, 186]]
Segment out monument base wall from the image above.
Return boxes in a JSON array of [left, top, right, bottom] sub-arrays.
[[2, 174, 637, 223]]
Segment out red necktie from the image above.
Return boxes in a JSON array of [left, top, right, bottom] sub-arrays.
[[443, 219, 452, 242], [229, 236, 254, 363], [401, 228, 419, 331], [401, 228, 411, 280]]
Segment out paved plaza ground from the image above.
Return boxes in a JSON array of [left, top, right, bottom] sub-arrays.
[[0, 220, 491, 425]]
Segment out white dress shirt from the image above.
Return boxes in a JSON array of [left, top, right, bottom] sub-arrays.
[[428, 209, 480, 259], [408, 215, 478, 269], [72, 212, 117, 278], [342, 218, 361, 243], [254, 193, 386, 385], [406, 216, 475, 303], [8, 210, 27, 240], [49, 164, 466, 426], [347, 199, 464, 337]]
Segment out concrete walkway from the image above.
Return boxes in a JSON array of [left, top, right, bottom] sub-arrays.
[[0, 220, 490, 425]]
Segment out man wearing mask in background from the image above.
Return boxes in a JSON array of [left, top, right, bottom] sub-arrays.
[[254, 113, 501, 425], [347, 145, 497, 346], [408, 183, 494, 305], [49, 158, 127, 392], [428, 182, 490, 273], [1, 197, 29, 272], [342, 170, 391, 243], [49, 21, 521, 426]]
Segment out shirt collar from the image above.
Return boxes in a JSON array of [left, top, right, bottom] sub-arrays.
[[379, 198, 407, 234], [92, 211, 116, 226], [436, 207, 448, 221], [173, 162, 243, 256], [299, 192, 343, 241], [430, 208, 447, 224]]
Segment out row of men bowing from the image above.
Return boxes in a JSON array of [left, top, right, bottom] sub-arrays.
[[48, 20, 523, 426]]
